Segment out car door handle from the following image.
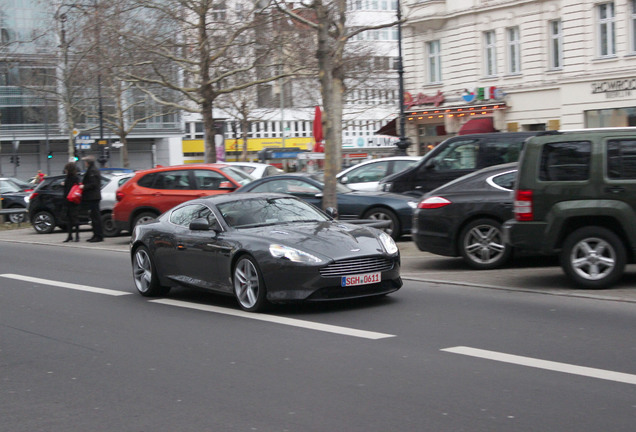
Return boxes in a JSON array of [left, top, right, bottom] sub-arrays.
[[605, 186, 625, 194]]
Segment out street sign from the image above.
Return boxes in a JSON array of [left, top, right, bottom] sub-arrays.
[[72, 129, 80, 137], [79, 143, 92, 150], [76, 134, 95, 145], [111, 141, 123, 148]]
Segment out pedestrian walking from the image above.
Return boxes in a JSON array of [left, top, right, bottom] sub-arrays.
[[62, 162, 80, 242], [82, 155, 103, 242]]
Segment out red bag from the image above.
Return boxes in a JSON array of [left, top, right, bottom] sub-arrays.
[[67, 183, 83, 204]]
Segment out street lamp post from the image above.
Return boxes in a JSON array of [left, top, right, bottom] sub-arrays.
[[395, 0, 410, 155]]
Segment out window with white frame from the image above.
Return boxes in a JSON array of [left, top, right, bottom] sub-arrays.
[[484, 31, 497, 76], [549, 19, 563, 69], [598, 2, 616, 57], [506, 27, 521, 74], [426, 40, 442, 83]]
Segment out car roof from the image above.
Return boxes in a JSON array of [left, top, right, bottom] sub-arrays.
[[193, 192, 292, 205], [428, 162, 518, 194], [132, 163, 230, 175]]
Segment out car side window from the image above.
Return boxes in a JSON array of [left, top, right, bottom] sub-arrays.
[[170, 204, 220, 230], [392, 159, 417, 174], [480, 139, 523, 166], [137, 173, 156, 188], [490, 171, 516, 190], [539, 141, 591, 181], [346, 162, 389, 183], [428, 139, 478, 171], [192, 169, 227, 190], [155, 170, 191, 190], [607, 139, 636, 179]]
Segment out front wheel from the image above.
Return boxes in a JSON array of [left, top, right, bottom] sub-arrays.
[[233, 255, 268, 312], [31, 210, 56, 234], [363, 207, 400, 240], [132, 246, 171, 296], [560, 226, 626, 289], [101, 212, 121, 237], [459, 218, 512, 270]]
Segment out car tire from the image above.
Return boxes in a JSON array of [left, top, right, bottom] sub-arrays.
[[31, 210, 56, 234], [233, 255, 268, 312], [132, 211, 158, 229], [101, 212, 121, 237], [7, 206, 26, 224], [560, 226, 626, 289], [459, 218, 512, 270], [363, 207, 400, 240], [132, 246, 171, 297]]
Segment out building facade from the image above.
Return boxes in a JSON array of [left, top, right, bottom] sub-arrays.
[[402, 0, 636, 155], [0, 0, 183, 179]]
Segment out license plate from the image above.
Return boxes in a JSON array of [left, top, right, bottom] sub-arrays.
[[341, 272, 381, 287]]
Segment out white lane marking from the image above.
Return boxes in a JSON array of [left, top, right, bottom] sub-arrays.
[[150, 298, 395, 340], [0, 274, 131, 297], [442, 346, 636, 385]]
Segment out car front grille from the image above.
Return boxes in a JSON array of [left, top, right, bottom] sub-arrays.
[[320, 257, 394, 277]]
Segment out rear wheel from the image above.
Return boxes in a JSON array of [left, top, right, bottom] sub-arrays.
[[459, 218, 512, 270], [233, 255, 268, 312], [132, 211, 158, 229], [7, 206, 26, 224], [560, 226, 625, 289], [132, 246, 170, 296], [363, 207, 400, 240], [31, 210, 56, 234]]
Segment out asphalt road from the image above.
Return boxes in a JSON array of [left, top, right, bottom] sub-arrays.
[[2, 231, 636, 431]]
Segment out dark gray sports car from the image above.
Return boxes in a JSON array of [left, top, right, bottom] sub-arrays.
[[130, 193, 402, 312]]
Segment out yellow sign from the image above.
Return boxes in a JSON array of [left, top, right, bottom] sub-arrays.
[[72, 129, 80, 137], [183, 137, 314, 153]]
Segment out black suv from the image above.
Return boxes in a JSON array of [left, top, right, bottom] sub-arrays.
[[28, 174, 110, 234], [378, 132, 538, 196], [504, 129, 636, 288]]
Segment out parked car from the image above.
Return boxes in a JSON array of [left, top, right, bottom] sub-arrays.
[[100, 173, 134, 236], [413, 163, 517, 269], [221, 162, 283, 178], [235, 173, 419, 239], [378, 132, 537, 196], [1, 177, 34, 192], [27, 174, 111, 234], [0, 179, 29, 223], [504, 128, 636, 289], [112, 163, 250, 233], [336, 156, 420, 191], [130, 193, 402, 312]]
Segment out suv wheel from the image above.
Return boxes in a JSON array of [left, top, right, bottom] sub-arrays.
[[31, 210, 56, 234], [133, 211, 158, 229], [560, 226, 626, 289], [101, 212, 121, 237], [459, 218, 512, 270]]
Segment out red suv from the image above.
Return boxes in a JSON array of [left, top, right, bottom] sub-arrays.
[[112, 164, 252, 233]]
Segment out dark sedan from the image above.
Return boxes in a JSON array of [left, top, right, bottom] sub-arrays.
[[131, 193, 402, 312], [0, 179, 29, 223], [412, 163, 517, 269], [235, 173, 418, 240]]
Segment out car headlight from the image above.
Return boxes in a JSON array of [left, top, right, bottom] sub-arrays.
[[23, 196, 29, 204], [269, 244, 324, 264], [378, 232, 399, 255]]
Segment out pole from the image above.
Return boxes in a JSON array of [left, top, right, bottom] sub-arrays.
[[396, 0, 409, 155], [44, 98, 51, 175]]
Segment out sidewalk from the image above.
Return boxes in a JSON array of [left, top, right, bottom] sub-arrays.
[[1, 225, 635, 303]]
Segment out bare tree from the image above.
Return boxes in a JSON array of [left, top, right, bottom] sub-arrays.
[[122, 0, 308, 163], [272, 0, 398, 209]]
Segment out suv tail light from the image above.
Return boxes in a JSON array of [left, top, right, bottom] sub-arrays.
[[514, 190, 533, 221], [116, 191, 125, 201], [29, 192, 38, 201], [417, 196, 451, 209]]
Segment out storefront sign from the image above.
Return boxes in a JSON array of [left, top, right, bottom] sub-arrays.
[[404, 91, 445, 109], [591, 79, 636, 98], [462, 87, 505, 103], [343, 135, 399, 149]]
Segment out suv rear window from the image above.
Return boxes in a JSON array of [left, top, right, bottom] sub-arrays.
[[607, 139, 636, 179], [539, 141, 591, 181]]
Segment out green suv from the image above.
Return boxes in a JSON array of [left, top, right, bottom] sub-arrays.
[[503, 129, 636, 289]]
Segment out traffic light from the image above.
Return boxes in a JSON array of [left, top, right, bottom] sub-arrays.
[[47, 151, 53, 159], [15, 156, 20, 166], [9, 155, 13, 163], [73, 150, 79, 161]]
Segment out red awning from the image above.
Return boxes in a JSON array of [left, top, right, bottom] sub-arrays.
[[458, 117, 497, 135], [375, 118, 398, 136]]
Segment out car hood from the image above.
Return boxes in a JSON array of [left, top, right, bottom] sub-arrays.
[[239, 221, 391, 260]]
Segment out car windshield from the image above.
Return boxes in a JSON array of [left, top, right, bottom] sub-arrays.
[[220, 166, 254, 186], [218, 197, 329, 228]]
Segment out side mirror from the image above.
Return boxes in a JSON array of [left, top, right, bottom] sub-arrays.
[[189, 217, 211, 231], [325, 207, 338, 219], [218, 181, 237, 190], [340, 176, 348, 184]]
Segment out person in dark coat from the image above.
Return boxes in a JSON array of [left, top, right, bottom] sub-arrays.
[[82, 155, 103, 242], [62, 162, 80, 242]]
